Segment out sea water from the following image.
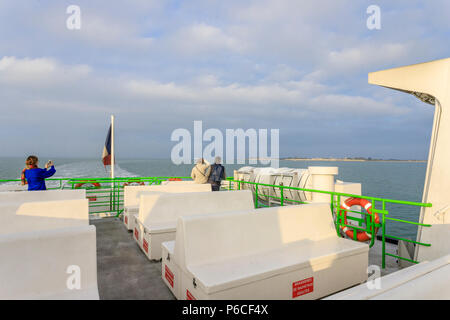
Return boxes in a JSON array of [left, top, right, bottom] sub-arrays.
[[0, 157, 427, 240]]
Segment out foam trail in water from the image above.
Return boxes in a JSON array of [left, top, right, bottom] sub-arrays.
[[54, 160, 138, 179]]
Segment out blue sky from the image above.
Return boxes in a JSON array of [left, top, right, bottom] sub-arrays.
[[0, 0, 448, 160]]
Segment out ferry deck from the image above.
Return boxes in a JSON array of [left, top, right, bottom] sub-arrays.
[[1, 58, 450, 300]]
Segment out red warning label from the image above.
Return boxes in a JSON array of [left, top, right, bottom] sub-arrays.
[[134, 228, 139, 240], [165, 265, 174, 288], [292, 277, 314, 298], [186, 289, 196, 300], [143, 239, 149, 253]]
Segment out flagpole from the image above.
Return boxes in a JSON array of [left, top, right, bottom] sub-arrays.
[[110, 115, 115, 214], [111, 114, 115, 180]]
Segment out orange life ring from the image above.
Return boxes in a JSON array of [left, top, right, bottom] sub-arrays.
[[74, 181, 101, 189], [339, 197, 380, 242], [123, 180, 145, 187], [168, 178, 182, 181]]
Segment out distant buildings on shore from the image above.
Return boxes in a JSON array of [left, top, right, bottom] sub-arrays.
[[281, 157, 426, 162]]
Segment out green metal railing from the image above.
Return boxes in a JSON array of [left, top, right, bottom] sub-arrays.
[[225, 178, 432, 269], [0, 176, 190, 217], [0, 175, 432, 269], [63, 176, 192, 217], [0, 178, 71, 190]]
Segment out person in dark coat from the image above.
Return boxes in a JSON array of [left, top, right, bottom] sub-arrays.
[[208, 156, 226, 191]]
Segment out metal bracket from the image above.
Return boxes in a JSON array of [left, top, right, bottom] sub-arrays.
[[433, 204, 450, 221], [193, 278, 197, 288]]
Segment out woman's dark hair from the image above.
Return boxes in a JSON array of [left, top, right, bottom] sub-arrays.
[[26, 155, 38, 167]]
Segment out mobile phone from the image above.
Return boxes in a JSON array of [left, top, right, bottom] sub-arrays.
[[47, 160, 53, 167]]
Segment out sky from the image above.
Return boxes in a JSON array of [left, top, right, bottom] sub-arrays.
[[0, 0, 449, 160]]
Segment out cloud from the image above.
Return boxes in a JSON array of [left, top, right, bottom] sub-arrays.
[[0, 56, 91, 87], [0, 55, 412, 150], [167, 23, 243, 55], [68, 15, 154, 50], [0, 0, 443, 159], [328, 43, 409, 72], [126, 76, 408, 118]]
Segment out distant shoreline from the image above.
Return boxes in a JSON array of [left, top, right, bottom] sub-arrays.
[[282, 158, 426, 163]]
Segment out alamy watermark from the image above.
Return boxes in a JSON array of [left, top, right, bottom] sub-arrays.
[[171, 121, 280, 168], [367, 5, 381, 30], [366, 265, 381, 290], [66, 265, 81, 290], [66, 5, 81, 30], [64, 5, 379, 32]]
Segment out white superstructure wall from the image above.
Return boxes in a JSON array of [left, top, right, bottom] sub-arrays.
[[369, 58, 450, 262]]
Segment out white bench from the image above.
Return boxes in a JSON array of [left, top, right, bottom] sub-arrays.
[[0, 189, 86, 204], [326, 253, 450, 300], [173, 203, 369, 300], [0, 199, 89, 235], [136, 190, 254, 262], [0, 225, 98, 300], [123, 184, 211, 231], [0, 198, 98, 299]]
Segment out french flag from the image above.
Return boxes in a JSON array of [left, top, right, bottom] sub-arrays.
[[102, 125, 112, 166]]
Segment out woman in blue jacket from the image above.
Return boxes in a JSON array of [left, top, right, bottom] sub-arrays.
[[21, 155, 56, 191]]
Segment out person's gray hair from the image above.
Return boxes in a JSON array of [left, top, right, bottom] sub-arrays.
[[215, 156, 222, 164]]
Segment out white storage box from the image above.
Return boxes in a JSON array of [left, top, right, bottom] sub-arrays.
[[123, 206, 138, 231], [161, 241, 181, 299], [133, 214, 143, 247]]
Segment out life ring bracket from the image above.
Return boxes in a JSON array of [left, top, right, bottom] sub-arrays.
[[337, 197, 381, 243]]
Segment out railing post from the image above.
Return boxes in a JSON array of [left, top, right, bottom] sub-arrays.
[[332, 194, 338, 235], [117, 180, 120, 215], [109, 181, 112, 212], [113, 179, 116, 214], [336, 195, 342, 236], [382, 201, 386, 269], [280, 186, 284, 206], [255, 184, 259, 209], [111, 181, 113, 214], [369, 199, 376, 248]]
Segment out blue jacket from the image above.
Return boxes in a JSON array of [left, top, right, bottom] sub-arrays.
[[24, 166, 56, 191]]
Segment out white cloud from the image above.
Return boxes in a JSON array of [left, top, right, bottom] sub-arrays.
[[191, 74, 221, 87], [167, 23, 243, 55], [0, 56, 409, 124], [309, 94, 409, 116], [70, 15, 154, 50], [125, 69, 408, 117], [0, 56, 91, 86]]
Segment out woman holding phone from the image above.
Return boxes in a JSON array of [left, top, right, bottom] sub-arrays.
[[21, 155, 56, 191]]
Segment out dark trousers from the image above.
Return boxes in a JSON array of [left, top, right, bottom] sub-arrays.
[[211, 182, 220, 191]]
